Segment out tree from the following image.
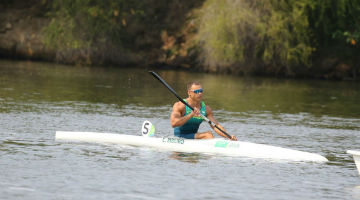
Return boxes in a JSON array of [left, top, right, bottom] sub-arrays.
[[195, 0, 314, 76]]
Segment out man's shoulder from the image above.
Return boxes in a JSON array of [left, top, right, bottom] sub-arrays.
[[173, 101, 185, 109]]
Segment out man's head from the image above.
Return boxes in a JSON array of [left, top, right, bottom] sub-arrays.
[[187, 81, 203, 101]]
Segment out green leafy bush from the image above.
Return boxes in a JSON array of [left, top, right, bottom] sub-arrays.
[[196, 0, 314, 75]]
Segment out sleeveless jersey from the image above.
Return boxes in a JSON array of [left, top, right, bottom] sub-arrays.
[[174, 100, 206, 136]]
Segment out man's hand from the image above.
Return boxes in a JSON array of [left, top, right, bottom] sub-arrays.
[[190, 107, 201, 117], [230, 135, 237, 141]]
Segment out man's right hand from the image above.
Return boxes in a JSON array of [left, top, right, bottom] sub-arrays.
[[190, 107, 201, 117]]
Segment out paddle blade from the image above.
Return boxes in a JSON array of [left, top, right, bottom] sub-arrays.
[[141, 120, 155, 137]]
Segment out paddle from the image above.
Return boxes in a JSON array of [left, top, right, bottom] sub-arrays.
[[149, 71, 232, 140]]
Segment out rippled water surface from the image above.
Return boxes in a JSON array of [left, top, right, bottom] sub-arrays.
[[0, 60, 360, 200]]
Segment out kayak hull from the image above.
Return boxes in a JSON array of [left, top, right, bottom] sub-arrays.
[[55, 131, 328, 163]]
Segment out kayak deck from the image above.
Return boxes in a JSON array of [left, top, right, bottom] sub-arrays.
[[55, 131, 328, 163]]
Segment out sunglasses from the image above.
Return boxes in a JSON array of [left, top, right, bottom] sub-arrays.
[[191, 89, 203, 94]]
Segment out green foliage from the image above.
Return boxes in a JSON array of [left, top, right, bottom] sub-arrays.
[[257, 0, 314, 69], [308, 0, 360, 47], [43, 0, 143, 51], [44, 15, 89, 50], [196, 0, 314, 75], [42, 0, 202, 65], [197, 1, 250, 67], [40, 0, 359, 78]]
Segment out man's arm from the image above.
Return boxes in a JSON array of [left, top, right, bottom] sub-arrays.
[[206, 106, 237, 141], [170, 102, 199, 128]]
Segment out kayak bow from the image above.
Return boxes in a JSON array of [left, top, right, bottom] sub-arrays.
[[347, 150, 360, 175]]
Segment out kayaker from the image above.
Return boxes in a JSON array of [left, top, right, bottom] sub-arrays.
[[170, 81, 237, 141]]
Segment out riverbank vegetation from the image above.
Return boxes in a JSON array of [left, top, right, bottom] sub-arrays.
[[0, 0, 359, 79], [188, 0, 360, 79]]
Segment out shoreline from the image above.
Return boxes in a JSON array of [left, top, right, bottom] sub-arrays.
[[0, 1, 358, 81]]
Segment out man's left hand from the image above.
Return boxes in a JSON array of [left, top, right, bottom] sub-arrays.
[[230, 135, 237, 141]]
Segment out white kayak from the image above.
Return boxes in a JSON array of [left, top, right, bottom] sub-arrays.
[[347, 150, 360, 175], [55, 131, 328, 163]]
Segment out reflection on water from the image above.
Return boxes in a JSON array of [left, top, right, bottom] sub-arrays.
[[169, 152, 211, 163], [1, 60, 359, 118]]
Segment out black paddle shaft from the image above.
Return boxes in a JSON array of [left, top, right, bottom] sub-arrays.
[[149, 71, 232, 139]]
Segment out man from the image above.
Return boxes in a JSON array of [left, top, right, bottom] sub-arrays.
[[170, 81, 237, 141]]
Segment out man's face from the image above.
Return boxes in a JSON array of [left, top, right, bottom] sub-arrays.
[[188, 84, 203, 101]]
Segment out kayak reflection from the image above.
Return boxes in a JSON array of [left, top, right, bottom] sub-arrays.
[[169, 152, 211, 163]]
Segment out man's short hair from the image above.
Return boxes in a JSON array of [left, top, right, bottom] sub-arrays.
[[187, 81, 201, 91]]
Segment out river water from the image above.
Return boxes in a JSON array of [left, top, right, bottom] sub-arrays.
[[0, 60, 359, 200]]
